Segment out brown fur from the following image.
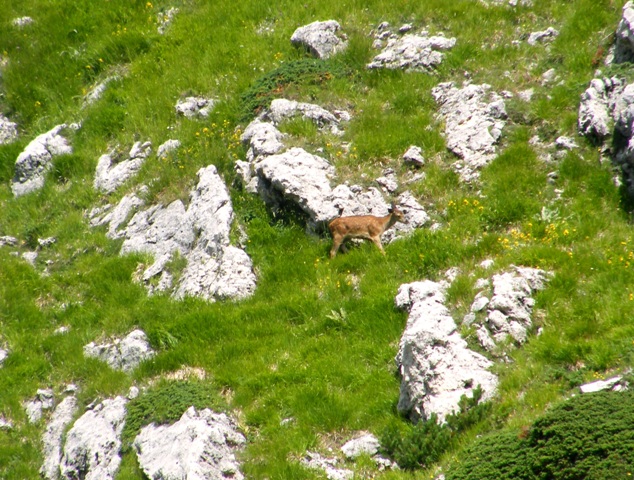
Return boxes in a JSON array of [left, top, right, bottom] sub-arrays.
[[328, 204, 405, 258]]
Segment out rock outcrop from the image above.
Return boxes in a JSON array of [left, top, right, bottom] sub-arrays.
[[290, 20, 348, 59], [60, 396, 127, 480], [134, 406, 246, 480], [432, 82, 507, 182], [12, 124, 73, 197], [41, 396, 78, 480], [615, 1, 634, 63], [94, 141, 152, 193], [0, 114, 18, 145], [395, 280, 498, 422], [83, 329, 155, 372], [368, 25, 456, 71]]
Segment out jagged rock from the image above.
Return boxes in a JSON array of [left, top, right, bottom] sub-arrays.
[[527, 27, 559, 45], [301, 451, 353, 480], [368, 31, 456, 71], [60, 396, 127, 480], [38, 237, 56, 248], [134, 406, 246, 480], [615, 2, 634, 63], [24, 388, 55, 423], [157, 139, 181, 158], [578, 77, 625, 140], [541, 68, 558, 86], [241, 119, 285, 163], [89, 191, 146, 239], [376, 168, 398, 193], [175, 96, 216, 118], [255, 147, 338, 226], [260, 98, 349, 136], [22, 251, 38, 266], [580, 376, 626, 393], [432, 82, 507, 182], [471, 296, 490, 312], [0, 236, 17, 247], [94, 141, 152, 193], [157, 7, 179, 34], [12, 124, 73, 197], [83, 329, 155, 372], [41, 396, 78, 480], [290, 20, 348, 59], [0, 114, 18, 144], [403, 145, 425, 166], [341, 433, 380, 459], [395, 281, 498, 422], [84, 76, 118, 106], [12, 16, 33, 27]]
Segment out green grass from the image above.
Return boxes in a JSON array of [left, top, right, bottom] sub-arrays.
[[1, 0, 634, 478]]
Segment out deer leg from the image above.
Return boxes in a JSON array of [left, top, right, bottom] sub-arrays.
[[330, 235, 344, 258], [371, 236, 386, 255]]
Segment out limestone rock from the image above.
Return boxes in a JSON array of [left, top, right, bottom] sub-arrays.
[[290, 20, 348, 59], [12, 125, 73, 197], [94, 141, 152, 193], [395, 280, 498, 422], [403, 145, 425, 166], [60, 396, 127, 480], [157, 139, 181, 158], [12, 16, 33, 27], [134, 406, 245, 480], [615, 1, 634, 63], [527, 27, 559, 45], [0, 348, 8, 367], [368, 31, 456, 71], [24, 388, 55, 423], [301, 451, 353, 480], [41, 396, 78, 480], [89, 191, 146, 239], [83, 329, 155, 372], [0, 236, 17, 247], [241, 119, 285, 163], [341, 433, 380, 459], [0, 114, 18, 145], [432, 82, 507, 182], [157, 7, 179, 34], [83, 76, 118, 106], [175, 96, 216, 118], [580, 376, 626, 393], [578, 77, 625, 140], [261, 98, 349, 136]]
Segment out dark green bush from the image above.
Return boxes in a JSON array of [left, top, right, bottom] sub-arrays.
[[448, 390, 634, 480]]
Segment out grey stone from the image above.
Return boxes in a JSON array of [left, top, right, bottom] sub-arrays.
[[90, 192, 146, 239], [94, 142, 152, 193], [376, 169, 398, 193], [22, 251, 38, 266], [341, 433, 380, 459], [12, 125, 73, 197], [527, 27, 559, 45], [395, 280, 498, 422], [291, 20, 348, 59], [578, 77, 624, 140], [471, 296, 489, 312], [157, 139, 181, 158], [134, 406, 245, 480], [555, 136, 578, 150], [60, 396, 127, 480], [175, 96, 216, 118], [403, 145, 425, 166], [0, 114, 18, 145], [241, 120, 285, 162], [615, 2, 634, 63], [41, 396, 78, 480], [580, 376, 624, 393], [0, 415, 12, 429], [432, 82, 507, 182], [38, 237, 56, 248], [261, 98, 349, 136], [301, 451, 353, 480], [12, 16, 33, 27], [83, 77, 118, 106], [83, 329, 155, 372], [0, 348, 8, 367], [0, 236, 18, 247], [368, 32, 456, 71], [157, 7, 179, 34], [24, 388, 55, 423], [541, 68, 558, 85]]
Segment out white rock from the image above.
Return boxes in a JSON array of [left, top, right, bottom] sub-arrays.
[[263, 99, 346, 134], [12, 125, 73, 197], [615, 2, 634, 63], [83, 77, 117, 106], [94, 142, 151, 193], [0, 114, 18, 145], [41, 396, 78, 480], [0, 415, 12, 429], [0, 348, 8, 367], [403, 145, 425, 166], [579, 376, 623, 394], [301, 451, 353, 480], [60, 397, 127, 480], [24, 389, 55, 423], [541, 68, 558, 85], [92, 192, 146, 239], [291, 20, 348, 59], [0, 236, 18, 247], [241, 119, 285, 162], [83, 329, 155, 372], [157, 139, 181, 158], [368, 32, 456, 71], [395, 281, 498, 422], [341, 433, 380, 459], [22, 251, 38, 266], [12, 16, 33, 27], [134, 406, 245, 480], [527, 27, 559, 45], [157, 7, 179, 34], [578, 77, 624, 140], [555, 136, 578, 150], [175, 96, 216, 118], [471, 296, 489, 312]]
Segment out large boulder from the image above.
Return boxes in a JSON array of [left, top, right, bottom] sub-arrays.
[[83, 329, 155, 372], [41, 396, 78, 480], [12, 124, 73, 197], [432, 82, 507, 182], [290, 20, 348, 59], [395, 280, 498, 422], [368, 29, 456, 71], [60, 396, 127, 480], [94, 141, 152, 193], [134, 406, 246, 480]]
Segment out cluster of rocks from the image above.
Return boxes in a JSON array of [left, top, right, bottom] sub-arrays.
[[368, 23, 456, 72], [90, 162, 256, 301], [301, 433, 394, 479], [432, 82, 507, 182], [290, 20, 348, 59], [83, 329, 155, 372], [394, 279, 499, 422], [463, 266, 552, 352], [237, 100, 429, 238], [175, 96, 216, 118], [11, 124, 75, 197]]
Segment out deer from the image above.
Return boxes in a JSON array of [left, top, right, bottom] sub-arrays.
[[328, 203, 405, 258]]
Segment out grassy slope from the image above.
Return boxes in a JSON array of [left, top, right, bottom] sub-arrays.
[[0, 0, 633, 478]]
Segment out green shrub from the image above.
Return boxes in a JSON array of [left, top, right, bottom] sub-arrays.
[[448, 390, 634, 480]]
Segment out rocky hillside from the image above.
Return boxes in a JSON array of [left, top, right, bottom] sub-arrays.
[[1, 0, 634, 478]]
